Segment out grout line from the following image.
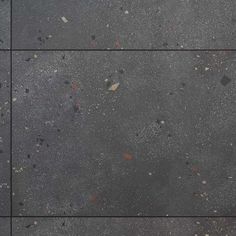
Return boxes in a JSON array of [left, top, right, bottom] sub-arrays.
[[10, 215, 236, 218], [10, 0, 13, 234], [8, 48, 236, 52], [10, 53, 12, 235]]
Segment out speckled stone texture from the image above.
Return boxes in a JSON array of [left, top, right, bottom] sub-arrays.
[[0, 218, 10, 235], [13, 218, 236, 236], [12, 0, 236, 49], [0, 52, 10, 216], [0, 0, 10, 49], [12, 51, 236, 216]]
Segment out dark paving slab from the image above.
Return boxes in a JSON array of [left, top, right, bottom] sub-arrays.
[[12, 0, 236, 49], [12, 51, 236, 216], [0, 0, 10, 49], [0, 218, 10, 235], [13, 217, 236, 236], [0, 52, 10, 216]]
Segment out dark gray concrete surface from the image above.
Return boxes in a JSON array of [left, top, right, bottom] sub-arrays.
[[0, 52, 10, 216], [12, 51, 236, 216], [0, 0, 10, 49], [13, 218, 236, 236], [0, 218, 10, 235], [12, 0, 236, 49]]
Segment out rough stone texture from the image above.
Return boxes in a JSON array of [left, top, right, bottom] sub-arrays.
[[0, 0, 10, 49], [0, 52, 10, 216], [0, 218, 10, 235], [12, 51, 236, 216], [13, 218, 236, 236], [13, 0, 236, 49]]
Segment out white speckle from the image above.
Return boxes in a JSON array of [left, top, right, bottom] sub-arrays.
[[205, 67, 209, 71], [14, 167, 23, 173], [12, 98, 17, 102], [34, 54, 38, 58], [160, 120, 165, 124], [54, 69, 58, 73], [202, 180, 207, 185], [61, 16, 68, 23], [125, 10, 129, 14], [148, 172, 152, 176]]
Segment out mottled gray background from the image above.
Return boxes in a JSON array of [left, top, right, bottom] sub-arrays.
[[1, 1, 236, 235], [0, 52, 10, 216], [13, 218, 236, 236], [0, 218, 10, 236], [12, 51, 236, 216], [13, 0, 236, 49], [0, 0, 10, 49]]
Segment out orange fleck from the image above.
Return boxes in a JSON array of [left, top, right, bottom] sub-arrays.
[[123, 152, 133, 161], [89, 194, 98, 204]]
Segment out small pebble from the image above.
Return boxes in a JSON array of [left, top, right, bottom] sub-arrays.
[[61, 16, 68, 23], [108, 83, 120, 91]]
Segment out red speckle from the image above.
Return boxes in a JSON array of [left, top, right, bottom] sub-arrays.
[[89, 194, 98, 204], [191, 166, 200, 173], [115, 39, 121, 49], [73, 99, 80, 112], [71, 81, 79, 92], [76, 100, 80, 108], [90, 40, 97, 48], [123, 152, 133, 161]]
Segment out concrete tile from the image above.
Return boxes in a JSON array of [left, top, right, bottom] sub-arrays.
[[0, 0, 10, 49], [13, 218, 236, 236], [12, 0, 236, 49], [0, 218, 10, 235], [12, 51, 236, 216], [0, 52, 10, 216]]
